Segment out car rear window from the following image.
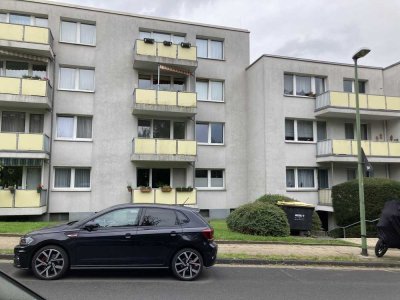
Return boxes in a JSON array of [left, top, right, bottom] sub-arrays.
[[176, 211, 190, 225], [140, 208, 178, 227]]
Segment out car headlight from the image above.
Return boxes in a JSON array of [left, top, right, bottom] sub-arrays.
[[20, 236, 34, 246]]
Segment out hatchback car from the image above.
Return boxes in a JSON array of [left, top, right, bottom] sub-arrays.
[[14, 204, 217, 281]]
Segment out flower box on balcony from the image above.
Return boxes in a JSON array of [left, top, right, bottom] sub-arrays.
[[161, 186, 172, 192], [139, 186, 152, 193], [176, 187, 193, 192]]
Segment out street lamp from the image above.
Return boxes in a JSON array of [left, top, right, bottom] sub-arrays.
[[353, 47, 370, 256]]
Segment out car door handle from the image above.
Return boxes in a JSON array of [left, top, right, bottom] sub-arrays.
[[125, 233, 132, 239], [170, 231, 177, 237]]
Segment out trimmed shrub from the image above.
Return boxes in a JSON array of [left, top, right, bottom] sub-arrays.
[[332, 178, 400, 226], [311, 211, 323, 232], [227, 202, 290, 236]]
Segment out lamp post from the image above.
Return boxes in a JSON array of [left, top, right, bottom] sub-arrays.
[[352, 47, 370, 256]]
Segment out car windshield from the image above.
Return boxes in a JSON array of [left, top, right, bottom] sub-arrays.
[[0, 271, 45, 300]]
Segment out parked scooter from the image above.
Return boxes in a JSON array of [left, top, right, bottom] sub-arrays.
[[375, 200, 400, 257]]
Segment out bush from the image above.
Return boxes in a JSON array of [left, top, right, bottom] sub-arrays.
[[332, 178, 400, 226], [227, 202, 290, 237], [311, 212, 323, 232]]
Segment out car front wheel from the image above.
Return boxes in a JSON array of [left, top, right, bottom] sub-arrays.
[[171, 248, 203, 281], [31, 245, 69, 280]]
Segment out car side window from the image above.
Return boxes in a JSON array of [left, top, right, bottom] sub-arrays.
[[176, 211, 190, 225], [92, 208, 140, 228], [140, 208, 178, 227]]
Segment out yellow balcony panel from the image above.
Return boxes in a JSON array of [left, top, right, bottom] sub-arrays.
[[0, 190, 13, 208], [0, 133, 17, 151], [155, 189, 176, 204], [18, 134, 44, 151], [177, 140, 196, 155], [14, 190, 40, 207], [136, 40, 156, 56], [368, 95, 386, 110], [386, 96, 400, 111], [332, 140, 352, 155], [0, 23, 23, 41], [318, 189, 332, 206], [349, 93, 368, 109], [133, 189, 154, 204], [21, 79, 47, 97], [389, 143, 400, 157], [177, 190, 196, 205], [330, 92, 349, 107], [135, 89, 157, 105], [157, 139, 177, 155], [177, 46, 197, 61], [157, 43, 177, 59], [178, 92, 196, 107], [351, 141, 370, 156], [0, 77, 20, 95], [135, 139, 156, 154], [158, 91, 177, 105], [370, 142, 389, 156], [24, 26, 49, 44]]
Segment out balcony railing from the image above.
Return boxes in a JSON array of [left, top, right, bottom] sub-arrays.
[[317, 139, 400, 157], [0, 189, 47, 208], [134, 88, 197, 107], [0, 77, 52, 98], [0, 22, 53, 47], [0, 133, 50, 152], [316, 91, 400, 111], [318, 189, 332, 206], [133, 138, 196, 156], [132, 188, 196, 205], [135, 40, 197, 61]]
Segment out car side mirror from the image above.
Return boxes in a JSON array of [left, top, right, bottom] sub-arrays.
[[83, 221, 99, 231]]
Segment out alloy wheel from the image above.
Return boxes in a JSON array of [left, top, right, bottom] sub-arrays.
[[34, 248, 65, 279], [174, 250, 202, 280]]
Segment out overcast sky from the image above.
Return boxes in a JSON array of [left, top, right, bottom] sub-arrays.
[[47, 0, 399, 67]]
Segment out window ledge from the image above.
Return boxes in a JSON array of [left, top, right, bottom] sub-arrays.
[[59, 41, 96, 47], [58, 88, 95, 93], [54, 138, 93, 142], [196, 188, 226, 191], [197, 57, 226, 62], [285, 141, 316, 145], [197, 99, 225, 103], [286, 188, 318, 192], [283, 94, 316, 99], [197, 143, 225, 146], [52, 188, 91, 192]]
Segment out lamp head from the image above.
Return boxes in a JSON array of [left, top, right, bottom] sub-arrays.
[[352, 48, 371, 60]]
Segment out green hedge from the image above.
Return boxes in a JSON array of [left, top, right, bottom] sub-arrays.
[[332, 178, 400, 226], [227, 202, 290, 236]]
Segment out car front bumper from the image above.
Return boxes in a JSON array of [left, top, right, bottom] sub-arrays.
[[14, 246, 31, 269]]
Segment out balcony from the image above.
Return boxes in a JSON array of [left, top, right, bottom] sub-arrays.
[[132, 88, 196, 117], [0, 133, 50, 159], [131, 138, 196, 162], [317, 139, 400, 163], [132, 188, 196, 205], [0, 77, 52, 109], [0, 22, 54, 58], [133, 40, 197, 71], [315, 91, 400, 119], [0, 189, 47, 215]]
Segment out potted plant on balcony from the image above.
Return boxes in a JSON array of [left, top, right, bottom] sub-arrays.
[[8, 185, 15, 194], [139, 186, 152, 193], [127, 185, 133, 193], [37, 184, 44, 193], [161, 185, 172, 192], [176, 186, 193, 192]]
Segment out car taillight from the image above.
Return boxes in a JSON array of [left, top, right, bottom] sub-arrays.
[[202, 228, 214, 241]]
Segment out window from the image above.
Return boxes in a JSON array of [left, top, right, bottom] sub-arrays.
[[196, 122, 224, 144], [1, 13, 47, 26], [196, 38, 223, 59], [137, 119, 186, 140], [196, 80, 224, 102], [29, 114, 44, 133], [284, 74, 326, 96], [286, 168, 317, 189], [347, 168, 357, 181], [56, 115, 92, 140], [173, 122, 185, 139], [140, 208, 178, 227], [195, 169, 224, 189], [0, 61, 46, 79], [60, 21, 96, 45], [345, 123, 354, 140], [285, 119, 315, 142], [153, 120, 171, 139], [1, 112, 25, 133], [317, 121, 327, 141], [9, 14, 31, 25], [54, 167, 91, 189], [139, 30, 185, 44], [138, 73, 186, 92], [136, 168, 170, 188], [5, 61, 29, 78], [93, 208, 140, 228], [138, 120, 151, 138], [318, 169, 329, 189], [361, 124, 369, 140], [59, 67, 95, 91], [343, 79, 366, 94]]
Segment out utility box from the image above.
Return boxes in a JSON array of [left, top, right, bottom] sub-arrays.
[[277, 201, 315, 232]]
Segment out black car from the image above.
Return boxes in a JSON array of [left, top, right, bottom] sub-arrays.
[[14, 204, 217, 281]]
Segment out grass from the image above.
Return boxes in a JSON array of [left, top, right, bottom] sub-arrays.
[[218, 252, 362, 262], [0, 222, 60, 235], [210, 220, 357, 246], [0, 249, 13, 255]]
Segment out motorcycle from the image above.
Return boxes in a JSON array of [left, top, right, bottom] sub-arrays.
[[375, 200, 400, 257]]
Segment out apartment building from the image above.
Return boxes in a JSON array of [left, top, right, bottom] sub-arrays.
[[247, 55, 400, 230], [0, 0, 249, 220]]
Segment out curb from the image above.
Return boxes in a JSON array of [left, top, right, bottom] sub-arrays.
[[0, 234, 21, 237], [215, 240, 359, 247]]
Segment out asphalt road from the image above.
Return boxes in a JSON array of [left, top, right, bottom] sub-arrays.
[[2, 261, 400, 300]]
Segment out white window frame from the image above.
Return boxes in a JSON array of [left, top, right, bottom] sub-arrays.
[[343, 79, 367, 94], [195, 169, 225, 190], [285, 119, 317, 143], [0, 12, 48, 27], [53, 167, 91, 191], [284, 74, 326, 97], [196, 38, 224, 60], [196, 79, 224, 102], [137, 119, 186, 140], [286, 168, 318, 191], [60, 20, 96, 46], [0, 60, 48, 78], [196, 122, 224, 145], [0, 111, 45, 134], [139, 30, 186, 43], [56, 115, 93, 141], [58, 67, 95, 92]]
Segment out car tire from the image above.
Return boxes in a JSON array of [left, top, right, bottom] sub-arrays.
[[171, 248, 203, 281], [375, 239, 388, 258], [31, 245, 69, 280]]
